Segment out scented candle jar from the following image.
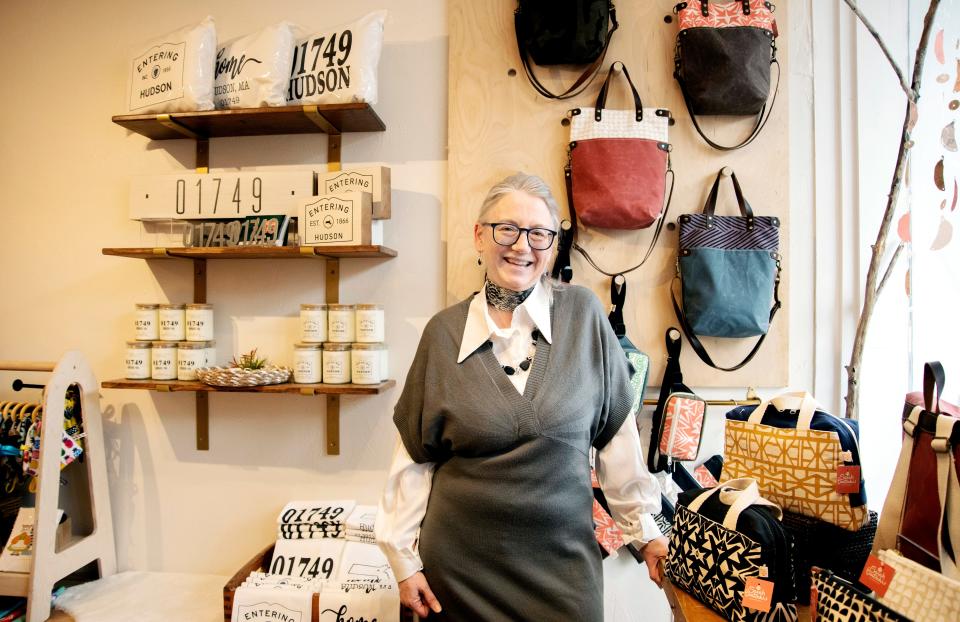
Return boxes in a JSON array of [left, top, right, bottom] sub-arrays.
[[327, 304, 356, 343], [135, 303, 159, 340], [151, 341, 177, 380], [125, 341, 152, 379], [350, 343, 382, 385], [204, 340, 216, 367], [322, 343, 351, 384], [158, 304, 186, 341], [355, 304, 385, 343], [300, 304, 328, 342], [177, 341, 207, 380], [185, 303, 214, 341], [293, 343, 323, 383]]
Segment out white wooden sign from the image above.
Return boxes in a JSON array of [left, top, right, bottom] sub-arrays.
[[129, 171, 314, 220], [301, 192, 375, 246]]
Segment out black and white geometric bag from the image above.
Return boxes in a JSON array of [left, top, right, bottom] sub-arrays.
[[811, 567, 909, 622], [666, 478, 798, 622]]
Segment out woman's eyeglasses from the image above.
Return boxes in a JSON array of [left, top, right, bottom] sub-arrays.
[[483, 222, 557, 250]]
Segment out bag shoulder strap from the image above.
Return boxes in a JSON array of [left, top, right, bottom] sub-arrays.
[[874, 406, 924, 554], [515, 6, 618, 100], [670, 269, 781, 372], [675, 56, 780, 151], [934, 415, 960, 579], [925, 361, 947, 413], [607, 275, 627, 337]]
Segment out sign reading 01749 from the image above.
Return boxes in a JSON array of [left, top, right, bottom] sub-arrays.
[[129, 171, 313, 220]]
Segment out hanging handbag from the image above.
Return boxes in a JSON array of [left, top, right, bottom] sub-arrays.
[[607, 275, 650, 416], [666, 478, 798, 622], [874, 361, 960, 578], [514, 0, 618, 100], [672, 168, 781, 371], [783, 510, 878, 605], [723, 391, 869, 532], [647, 328, 706, 474], [811, 567, 909, 622], [673, 0, 780, 151]]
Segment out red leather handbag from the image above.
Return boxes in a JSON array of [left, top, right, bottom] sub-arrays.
[[875, 361, 960, 579]]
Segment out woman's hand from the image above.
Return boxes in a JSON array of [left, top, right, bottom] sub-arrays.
[[640, 536, 669, 588], [398, 572, 442, 617]]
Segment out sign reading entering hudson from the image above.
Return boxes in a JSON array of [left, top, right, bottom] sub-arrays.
[[129, 171, 313, 220], [301, 192, 373, 246]]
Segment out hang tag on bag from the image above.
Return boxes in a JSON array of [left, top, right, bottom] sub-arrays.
[[836, 465, 861, 494], [742, 576, 774, 612], [859, 554, 896, 597]]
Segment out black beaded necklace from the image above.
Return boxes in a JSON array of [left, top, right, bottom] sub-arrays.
[[502, 329, 540, 376]]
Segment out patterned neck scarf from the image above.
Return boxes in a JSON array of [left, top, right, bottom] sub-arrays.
[[484, 279, 535, 312]]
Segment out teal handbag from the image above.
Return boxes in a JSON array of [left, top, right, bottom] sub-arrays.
[[671, 168, 782, 371]]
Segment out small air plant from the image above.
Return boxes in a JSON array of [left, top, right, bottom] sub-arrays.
[[230, 348, 269, 370]]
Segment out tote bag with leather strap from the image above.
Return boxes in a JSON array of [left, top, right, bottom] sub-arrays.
[[875, 361, 960, 579], [515, 0, 618, 99], [673, 0, 780, 150], [672, 168, 782, 371]]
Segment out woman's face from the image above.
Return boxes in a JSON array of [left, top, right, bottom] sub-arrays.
[[474, 191, 555, 292]]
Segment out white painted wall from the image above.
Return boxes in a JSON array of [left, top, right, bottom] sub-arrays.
[[0, 0, 447, 576]]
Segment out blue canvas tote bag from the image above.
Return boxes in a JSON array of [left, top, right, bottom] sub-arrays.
[[671, 168, 781, 371]]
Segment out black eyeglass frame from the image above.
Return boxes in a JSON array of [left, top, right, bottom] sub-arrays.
[[482, 222, 558, 250]]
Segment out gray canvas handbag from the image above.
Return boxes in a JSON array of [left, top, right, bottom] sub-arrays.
[[671, 168, 781, 371]]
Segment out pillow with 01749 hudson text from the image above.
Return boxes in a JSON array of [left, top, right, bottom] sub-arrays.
[[287, 10, 386, 106], [214, 21, 301, 109], [127, 16, 216, 114]]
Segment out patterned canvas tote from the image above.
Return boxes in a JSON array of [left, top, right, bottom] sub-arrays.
[[723, 392, 869, 531], [877, 549, 960, 622], [666, 478, 798, 622], [811, 567, 908, 622]]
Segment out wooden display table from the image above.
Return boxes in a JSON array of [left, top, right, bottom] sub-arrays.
[[663, 578, 811, 622]]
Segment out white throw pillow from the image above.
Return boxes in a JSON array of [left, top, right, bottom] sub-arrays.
[[287, 10, 386, 106], [128, 16, 216, 114], [214, 22, 299, 109]]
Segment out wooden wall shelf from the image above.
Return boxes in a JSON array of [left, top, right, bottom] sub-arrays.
[[101, 379, 395, 395], [112, 104, 385, 141], [102, 245, 396, 260]]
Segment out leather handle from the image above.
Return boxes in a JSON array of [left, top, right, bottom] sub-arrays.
[[924, 361, 947, 414], [595, 61, 644, 122], [702, 168, 755, 220]]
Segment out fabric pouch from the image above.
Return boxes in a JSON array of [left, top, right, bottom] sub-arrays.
[[648, 328, 706, 473], [877, 549, 960, 622], [811, 567, 908, 622]]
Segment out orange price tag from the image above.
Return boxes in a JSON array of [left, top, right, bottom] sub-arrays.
[[742, 577, 774, 612], [836, 465, 861, 494], [859, 554, 896, 596]]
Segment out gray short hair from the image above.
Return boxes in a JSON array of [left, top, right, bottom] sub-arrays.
[[476, 172, 561, 230]]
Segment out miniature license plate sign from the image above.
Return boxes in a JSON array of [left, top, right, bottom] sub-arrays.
[[129, 171, 313, 220]]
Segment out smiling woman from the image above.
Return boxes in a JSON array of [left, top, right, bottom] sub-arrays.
[[375, 172, 669, 621]]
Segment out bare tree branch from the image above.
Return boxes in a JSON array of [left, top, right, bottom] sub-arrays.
[[844, 0, 941, 420], [876, 242, 906, 296], [842, 0, 915, 101]]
